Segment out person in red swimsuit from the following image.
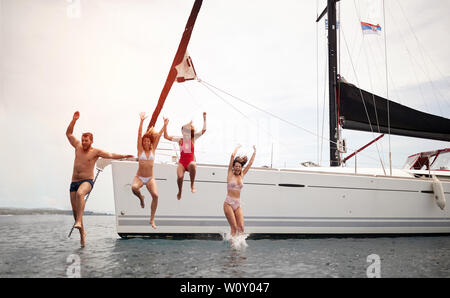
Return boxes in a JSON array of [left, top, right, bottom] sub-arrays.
[[163, 112, 207, 200]]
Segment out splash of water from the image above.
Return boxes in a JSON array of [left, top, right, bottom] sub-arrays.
[[222, 232, 249, 250]]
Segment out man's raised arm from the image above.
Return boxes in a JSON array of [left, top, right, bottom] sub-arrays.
[[66, 111, 81, 148]]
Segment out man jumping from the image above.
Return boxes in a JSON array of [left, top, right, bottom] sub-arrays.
[[66, 111, 133, 247]]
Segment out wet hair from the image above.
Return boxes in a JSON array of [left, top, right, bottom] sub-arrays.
[[142, 128, 158, 148], [233, 156, 248, 167], [82, 132, 93, 142]]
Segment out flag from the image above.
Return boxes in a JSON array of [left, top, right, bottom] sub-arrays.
[[361, 21, 381, 34]]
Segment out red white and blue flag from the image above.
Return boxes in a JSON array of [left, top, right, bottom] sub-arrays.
[[361, 21, 381, 34]]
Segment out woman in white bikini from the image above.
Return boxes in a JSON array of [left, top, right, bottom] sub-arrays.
[[131, 112, 164, 229], [224, 144, 256, 237]]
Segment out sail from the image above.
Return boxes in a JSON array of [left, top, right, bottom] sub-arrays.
[[148, 0, 203, 129], [339, 81, 450, 142]]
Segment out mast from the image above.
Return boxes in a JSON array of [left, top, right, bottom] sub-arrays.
[[327, 0, 340, 167], [316, 0, 341, 167], [147, 0, 203, 130]]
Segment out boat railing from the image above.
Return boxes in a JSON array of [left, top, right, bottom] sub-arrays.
[[155, 141, 180, 162]]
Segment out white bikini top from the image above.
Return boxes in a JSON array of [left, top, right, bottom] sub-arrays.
[[139, 151, 155, 161]]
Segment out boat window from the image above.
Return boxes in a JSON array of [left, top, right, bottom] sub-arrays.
[[430, 151, 450, 171]]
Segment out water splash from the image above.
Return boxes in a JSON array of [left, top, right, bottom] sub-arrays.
[[222, 232, 249, 250]]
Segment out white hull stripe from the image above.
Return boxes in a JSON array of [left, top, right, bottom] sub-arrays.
[[118, 215, 450, 221], [171, 179, 449, 193], [183, 179, 277, 186], [118, 219, 450, 227]]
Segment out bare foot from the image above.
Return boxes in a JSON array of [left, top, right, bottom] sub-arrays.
[[150, 219, 157, 229], [191, 186, 196, 193], [138, 194, 145, 208], [80, 231, 86, 247], [177, 192, 182, 200], [74, 222, 82, 230]]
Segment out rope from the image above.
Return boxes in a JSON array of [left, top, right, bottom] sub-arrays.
[[200, 80, 255, 123], [201, 79, 326, 142], [351, 0, 390, 167], [320, 37, 328, 166], [199, 79, 385, 165], [382, 0, 392, 176], [199, 79, 280, 145], [316, 0, 319, 165], [341, 28, 387, 173], [182, 83, 202, 110], [385, 7, 429, 113], [395, 0, 450, 113], [337, 1, 388, 173], [352, 0, 387, 168]]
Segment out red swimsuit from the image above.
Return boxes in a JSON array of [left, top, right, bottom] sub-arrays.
[[179, 139, 195, 170]]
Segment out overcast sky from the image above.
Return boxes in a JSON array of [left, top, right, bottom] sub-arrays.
[[1, 0, 449, 213]]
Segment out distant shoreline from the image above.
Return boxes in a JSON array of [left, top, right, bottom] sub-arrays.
[[0, 208, 114, 216]]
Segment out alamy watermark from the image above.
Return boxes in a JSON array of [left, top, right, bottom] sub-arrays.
[[66, 0, 81, 19], [366, 254, 381, 278], [66, 254, 81, 278]]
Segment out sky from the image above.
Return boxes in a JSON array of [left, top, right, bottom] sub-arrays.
[[0, 0, 449, 213]]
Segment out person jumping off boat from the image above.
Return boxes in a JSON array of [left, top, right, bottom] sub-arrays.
[[163, 112, 207, 200], [66, 111, 133, 247], [131, 112, 164, 229], [224, 144, 256, 237]]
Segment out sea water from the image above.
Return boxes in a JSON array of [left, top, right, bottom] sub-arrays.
[[0, 215, 449, 278]]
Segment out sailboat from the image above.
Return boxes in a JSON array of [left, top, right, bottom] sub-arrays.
[[109, 0, 450, 238]]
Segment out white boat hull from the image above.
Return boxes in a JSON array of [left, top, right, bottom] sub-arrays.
[[111, 161, 450, 238]]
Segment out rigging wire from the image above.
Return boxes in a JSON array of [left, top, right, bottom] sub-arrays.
[[341, 27, 387, 173], [182, 82, 204, 116], [384, 7, 429, 113], [348, 0, 363, 71], [320, 41, 328, 166], [351, 0, 402, 108], [317, 2, 328, 166], [199, 79, 385, 165], [199, 79, 282, 147], [199, 80, 255, 122], [199, 78, 310, 167], [337, 0, 342, 159], [350, 0, 387, 168], [382, 0, 393, 176], [395, 0, 450, 113], [201, 80, 320, 141], [316, 0, 319, 165]]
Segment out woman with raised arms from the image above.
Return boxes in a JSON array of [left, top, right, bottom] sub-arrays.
[[224, 144, 256, 237], [163, 112, 207, 200], [131, 112, 164, 229]]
